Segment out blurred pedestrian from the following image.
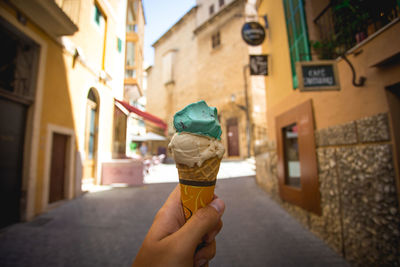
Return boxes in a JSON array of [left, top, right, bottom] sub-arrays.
[[140, 142, 148, 157], [132, 185, 225, 267]]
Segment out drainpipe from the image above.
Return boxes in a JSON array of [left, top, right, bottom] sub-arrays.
[[243, 64, 251, 158]]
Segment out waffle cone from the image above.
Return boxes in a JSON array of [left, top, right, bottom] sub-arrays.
[[177, 156, 222, 182], [177, 156, 222, 221]]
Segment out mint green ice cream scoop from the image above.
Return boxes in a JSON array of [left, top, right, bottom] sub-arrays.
[[173, 100, 222, 140]]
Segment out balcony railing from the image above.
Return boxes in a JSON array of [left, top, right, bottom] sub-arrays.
[[313, 0, 400, 59]]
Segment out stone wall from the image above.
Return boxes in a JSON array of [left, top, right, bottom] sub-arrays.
[[255, 112, 400, 266], [147, 0, 254, 159]]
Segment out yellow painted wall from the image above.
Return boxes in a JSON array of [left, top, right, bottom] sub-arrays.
[[0, 0, 126, 215], [258, 0, 399, 140]]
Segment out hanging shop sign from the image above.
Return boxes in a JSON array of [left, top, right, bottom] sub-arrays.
[[241, 22, 265, 46], [250, 55, 268, 76], [296, 61, 340, 91]]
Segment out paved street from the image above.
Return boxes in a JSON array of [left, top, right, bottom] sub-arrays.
[[0, 177, 348, 267]]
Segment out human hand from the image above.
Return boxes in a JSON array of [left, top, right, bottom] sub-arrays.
[[132, 185, 225, 267]]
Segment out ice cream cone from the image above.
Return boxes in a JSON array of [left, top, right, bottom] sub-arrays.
[[177, 156, 222, 221]]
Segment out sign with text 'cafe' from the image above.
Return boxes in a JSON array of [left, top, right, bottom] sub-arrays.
[[296, 61, 340, 91]]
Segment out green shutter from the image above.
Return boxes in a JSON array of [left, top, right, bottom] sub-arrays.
[[283, 0, 311, 89], [94, 5, 101, 25], [117, 38, 122, 53]]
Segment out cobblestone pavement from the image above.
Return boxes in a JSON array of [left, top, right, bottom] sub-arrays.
[[0, 177, 349, 267]]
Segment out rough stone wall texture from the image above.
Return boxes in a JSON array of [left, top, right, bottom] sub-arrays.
[[337, 144, 400, 266], [315, 121, 357, 146], [310, 147, 343, 256], [356, 112, 391, 143], [255, 148, 279, 201], [255, 112, 400, 266]]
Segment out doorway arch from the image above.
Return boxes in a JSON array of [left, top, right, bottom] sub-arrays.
[[83, 88, 99, 181]]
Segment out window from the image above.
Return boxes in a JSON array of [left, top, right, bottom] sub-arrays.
[[219, 0, 225, 7], [212, 31, 221, 49], [94, 3, 105, 28], [276, 100, 321, 215], [126, 42, 136, 66], [126, 4, 137, 33], [125, 69, 136, 78], [0, 22, 39, 100], [282, 0, 311, 89], [127, 24, 138, 32], [93, 2, 107, 70], [162, 50, 175, 84], [94, 4, 101, 25], [209, 4, 215, 15], [282, 123, 301, 188], [117, 38, 122, 53]]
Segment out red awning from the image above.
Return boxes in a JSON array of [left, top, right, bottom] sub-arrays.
[[115, 99, 167, 130]]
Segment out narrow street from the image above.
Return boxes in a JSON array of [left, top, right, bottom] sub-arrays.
[[0, 174, 348, 267]]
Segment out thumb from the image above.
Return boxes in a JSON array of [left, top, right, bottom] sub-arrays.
[[177, 198, 225, 249]]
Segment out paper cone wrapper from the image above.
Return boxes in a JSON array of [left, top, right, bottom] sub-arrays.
[[177, 156, 222, 221]]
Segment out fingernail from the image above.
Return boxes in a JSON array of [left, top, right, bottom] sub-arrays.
[[209, 198, 224, 215], [195, 259, 207, 267]]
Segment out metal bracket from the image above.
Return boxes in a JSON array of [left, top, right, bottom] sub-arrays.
[[341, 54, 366, 87]]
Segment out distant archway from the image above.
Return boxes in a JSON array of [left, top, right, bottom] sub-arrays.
[[83, 88, 99, 181]]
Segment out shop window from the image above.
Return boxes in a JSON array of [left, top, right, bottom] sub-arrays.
[[282, 123, 301, 188], [212, 31, 221, 49], [112, 105, 127, 159], [209, 4, 215, 15], [276, 100, 321, 215], [282, 0, 311, 89]]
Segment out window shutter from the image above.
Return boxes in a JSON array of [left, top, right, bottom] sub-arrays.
[[283, 0, 311, 89]]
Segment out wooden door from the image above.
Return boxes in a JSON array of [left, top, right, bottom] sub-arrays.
[[227, 118, 240, 156], [49, 133, 68, 203], [0, 97, 27, 228]]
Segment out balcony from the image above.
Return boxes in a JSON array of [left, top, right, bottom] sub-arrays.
[[10, 0, 78, 36], [55, 0, 81, 26], [313, 0, 400, 59]]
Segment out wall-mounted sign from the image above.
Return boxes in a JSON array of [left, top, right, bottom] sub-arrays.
[[296, 61, 340, 91], [241, 22, 265, 46], [250, 55, 268, 76]]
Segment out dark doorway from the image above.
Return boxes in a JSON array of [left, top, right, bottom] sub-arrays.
[[386, 82, 400, 205], [0, 15, 39, 229], [227, 118, 240, 156], [0, 97, 27, 228], [49, 133, 68, 203]]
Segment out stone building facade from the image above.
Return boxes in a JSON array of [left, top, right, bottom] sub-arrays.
[[147, 0, 267, 159], [255, 0, 400, 265]]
